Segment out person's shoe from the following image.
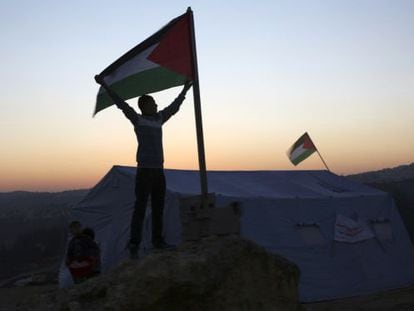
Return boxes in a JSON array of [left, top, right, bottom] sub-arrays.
[[127, 241, 139, 259], [153, 240, 174, 250]]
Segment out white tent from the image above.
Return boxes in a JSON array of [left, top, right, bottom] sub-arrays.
[[60, 165, 414, 302]]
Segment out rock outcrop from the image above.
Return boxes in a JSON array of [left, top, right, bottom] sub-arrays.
[[24, 236, 301, 311]]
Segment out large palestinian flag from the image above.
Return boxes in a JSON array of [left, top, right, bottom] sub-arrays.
[[94, 10, 193, 115], [288, 132, 317, 166]]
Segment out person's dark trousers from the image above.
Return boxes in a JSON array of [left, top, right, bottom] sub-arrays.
[[130, 167, 166, 247]]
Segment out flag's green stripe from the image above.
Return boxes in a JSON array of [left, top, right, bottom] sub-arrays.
[[291, 149, 316, 165], [95, 67, 187, 114]]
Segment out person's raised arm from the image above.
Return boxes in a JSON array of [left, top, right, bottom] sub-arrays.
[[95, 75, 138, 123], [160, 81, 193, 123]]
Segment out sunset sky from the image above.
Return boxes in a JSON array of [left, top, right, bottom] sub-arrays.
[[1, 0, 413, 191]]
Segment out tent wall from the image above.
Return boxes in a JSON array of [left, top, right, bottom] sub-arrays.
[[59, 166, 414, 302], [237, 195, 414, 301]]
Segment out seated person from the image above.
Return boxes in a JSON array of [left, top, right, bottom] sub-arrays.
[[65, 222, 101, 283]]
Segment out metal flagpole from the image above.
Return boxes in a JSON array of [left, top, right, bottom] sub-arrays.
[[187, 7, 209, 200], [306, 132, 331, 172], [316, 149, 331, 172]]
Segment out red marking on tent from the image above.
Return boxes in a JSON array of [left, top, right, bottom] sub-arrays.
[[148, 14, 193, 79], [336, 224, 364, 237]]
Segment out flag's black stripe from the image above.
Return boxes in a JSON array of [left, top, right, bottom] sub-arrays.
[[100, 11, 188, 76]]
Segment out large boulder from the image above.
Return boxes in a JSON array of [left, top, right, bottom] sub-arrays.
[[28, 236, 301, 311]]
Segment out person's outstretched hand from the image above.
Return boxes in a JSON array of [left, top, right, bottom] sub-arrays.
[[94, 75, 105, 85]]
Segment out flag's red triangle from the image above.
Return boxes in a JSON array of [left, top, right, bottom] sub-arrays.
[[303, 133, 316, 150], [148, 13, 193, 79]]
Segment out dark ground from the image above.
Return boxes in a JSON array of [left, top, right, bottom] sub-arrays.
[[2, 283, 414, 311], [303, 286, 414, 311]]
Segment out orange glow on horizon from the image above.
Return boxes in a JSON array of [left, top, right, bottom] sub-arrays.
[[1, 147, 412, 192]]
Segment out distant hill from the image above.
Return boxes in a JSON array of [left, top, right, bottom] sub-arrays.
[[0, 189, 89, 284], [0, 189, 89, 219], [347, 163, 414, 183], [347, 163, 414, 245]]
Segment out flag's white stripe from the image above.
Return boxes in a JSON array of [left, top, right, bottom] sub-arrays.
[[289, 144, 307, 161], [101, 44, 160, 90]]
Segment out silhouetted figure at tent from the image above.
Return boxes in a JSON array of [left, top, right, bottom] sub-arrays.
[[82, 227, 101, 277], [65, 222, 101, 283], [94, 75, 192, 258]]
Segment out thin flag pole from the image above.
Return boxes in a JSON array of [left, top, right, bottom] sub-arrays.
[[307, 132, 331, 172], [316, 149, 331, 172], [187, 7, 209, 200]]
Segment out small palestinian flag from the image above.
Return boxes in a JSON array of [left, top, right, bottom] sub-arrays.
[[94, 10, 193, 115], [288, 132, 317, 166]]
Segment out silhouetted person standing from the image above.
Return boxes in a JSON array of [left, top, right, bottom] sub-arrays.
[[95, 75, 192, 258]]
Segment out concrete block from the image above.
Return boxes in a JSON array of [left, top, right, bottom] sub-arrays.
[[179, 194, 242, 241]]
